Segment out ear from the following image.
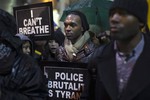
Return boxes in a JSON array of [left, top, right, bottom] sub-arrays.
[[139, 22, 145, 29], [139, 22, 147, 32], [140, 22, 144, 27]]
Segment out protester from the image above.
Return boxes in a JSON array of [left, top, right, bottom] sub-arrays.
[[56, 10, 97, 63], [44, 27, 65, 61], [32, 39, 47, 61], [88, 25, 101, 46], [15, 33, 33, 56], [0, 9, 47, 100], [32, 22, 64, 62], [89, 0, 150, 99], [96, 30, 111, 45]]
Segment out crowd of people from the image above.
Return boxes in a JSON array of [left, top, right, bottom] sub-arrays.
[[0, 0, 149, 99]]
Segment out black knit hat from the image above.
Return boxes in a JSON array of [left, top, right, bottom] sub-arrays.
[[67, 10, 89, 33], [50, 28, 65, 46], [110, 0, 148, 24]]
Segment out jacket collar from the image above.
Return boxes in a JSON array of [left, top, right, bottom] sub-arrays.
[[97, 42, 119, 100], [120, 35, 150, 100], [97, 34, 150, 100]]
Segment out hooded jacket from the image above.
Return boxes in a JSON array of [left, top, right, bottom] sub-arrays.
[[0, 9, 47, 100], [15, 33, 34, 56]]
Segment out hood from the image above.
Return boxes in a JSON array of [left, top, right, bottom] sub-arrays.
[[15, 33, 34, 56], [0, 9, 22, 51]]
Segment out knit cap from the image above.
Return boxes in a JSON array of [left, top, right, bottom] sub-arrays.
[[110, 0, 148, 24], [50, 28, 65, 46]]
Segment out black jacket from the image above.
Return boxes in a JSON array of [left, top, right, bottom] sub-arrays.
[[0, 8, 47, 100], [89, 34, 150, 100], [0, 53, 47, 100]]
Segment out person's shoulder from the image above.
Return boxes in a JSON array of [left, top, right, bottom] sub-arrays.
[[10, 53, 42, 82], [144, 33, 150, 40], [21, 53, 36, 61], [88, 42, 113, 70], [17, 53, 39, 69], [92, 42, 113, 58], [56, 45, 65, 53]]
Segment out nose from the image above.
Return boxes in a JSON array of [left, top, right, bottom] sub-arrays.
[[65, 25, 71, 32], [27, 47, 31, 53], [51, 41, 56, 45], [110, 13, 120, 24]]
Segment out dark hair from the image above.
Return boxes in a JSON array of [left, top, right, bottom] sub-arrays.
[[49, 28, 65, 46], [67, 10, 89, 33]]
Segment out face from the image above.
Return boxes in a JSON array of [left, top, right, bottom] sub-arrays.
[[109, 8, 141, 41], [22, 41, 31, 55], [64, 14, 83, 44], [48, 40, 59, 54]]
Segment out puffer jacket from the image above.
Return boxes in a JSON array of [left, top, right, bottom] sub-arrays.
[[0, 53, 47, 100]]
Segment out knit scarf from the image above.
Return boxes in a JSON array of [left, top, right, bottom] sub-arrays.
[[64, 31, 90, 60]]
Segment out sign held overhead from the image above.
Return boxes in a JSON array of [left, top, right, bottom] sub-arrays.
[[13, 2, 54, 40]]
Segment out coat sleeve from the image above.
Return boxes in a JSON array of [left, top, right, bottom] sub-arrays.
[[1, 55, 48, 100]]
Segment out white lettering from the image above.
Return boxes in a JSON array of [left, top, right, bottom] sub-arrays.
[[54, 72, 84, 82], [48, 90, 53, 97]]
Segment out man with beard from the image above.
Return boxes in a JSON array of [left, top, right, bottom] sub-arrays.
[[89, 0, 150, 100], [0, 9, 47, 100]]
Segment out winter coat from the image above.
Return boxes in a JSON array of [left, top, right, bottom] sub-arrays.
[[0, 53, 47, 100], [89, 34, 150, 100], [56, 31, 96, 63], [15, 33, 34, 56], [56, 40, 95, 63], [0, 8, 47, 100]]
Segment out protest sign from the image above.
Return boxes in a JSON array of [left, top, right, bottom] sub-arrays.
[[41, 61, 89, 100], [13, 2, 54, 40]]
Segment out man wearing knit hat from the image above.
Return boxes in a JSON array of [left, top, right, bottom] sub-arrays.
[[88, 0, 150, 100], [56, 10, 97, 63]]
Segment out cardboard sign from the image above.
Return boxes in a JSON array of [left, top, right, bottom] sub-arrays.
[[41, 61, 89, 100], [13, 2, 54, 40]]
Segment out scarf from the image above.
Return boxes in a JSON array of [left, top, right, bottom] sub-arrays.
[[64, 31, 90, 60]]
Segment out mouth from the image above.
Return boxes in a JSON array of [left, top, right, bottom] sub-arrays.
[[66, 35, 72, 39], [50, 48, 56, 50], [110, 26, 118, 33], [65, 32, 72, 36]]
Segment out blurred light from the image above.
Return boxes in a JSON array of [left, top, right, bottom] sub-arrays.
[[147, 0, 150, 30], [42, 0, 53, 2], [8, 0, 16, 14]]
